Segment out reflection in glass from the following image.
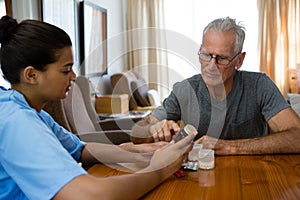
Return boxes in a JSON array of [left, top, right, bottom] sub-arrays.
[[83, 2, 107, 76]]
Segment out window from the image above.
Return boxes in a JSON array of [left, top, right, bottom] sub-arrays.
[[41, 0, 108, 77], [41, 0, 80, 74], [0, 0, 5, 14]]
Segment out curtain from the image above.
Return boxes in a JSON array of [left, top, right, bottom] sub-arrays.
[[126, 0, 168, 98], [258, 0, 300, 97]]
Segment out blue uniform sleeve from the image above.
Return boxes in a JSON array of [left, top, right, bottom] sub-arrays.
[[40, 110, 86, 161], [0, 109, 87, 200]]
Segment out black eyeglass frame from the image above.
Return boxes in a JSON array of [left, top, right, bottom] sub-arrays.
[[198, 48, 241, 66]]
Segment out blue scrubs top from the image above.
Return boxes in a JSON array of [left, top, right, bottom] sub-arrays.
[[0, 87, 87, 200]]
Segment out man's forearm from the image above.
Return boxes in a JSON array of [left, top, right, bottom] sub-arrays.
[[218, 127, 300, 155]]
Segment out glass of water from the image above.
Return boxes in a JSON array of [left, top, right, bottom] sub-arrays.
[[198, 149, 215, 170]]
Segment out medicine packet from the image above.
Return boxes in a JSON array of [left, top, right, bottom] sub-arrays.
[[183, 161, 199, 171]]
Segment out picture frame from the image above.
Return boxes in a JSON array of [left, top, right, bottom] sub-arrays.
[[79, 0, 107, 76]]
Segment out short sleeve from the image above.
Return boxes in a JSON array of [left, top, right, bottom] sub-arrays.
[[152, 91, 181, 121], [257, 74, 290, 121], [0, 110, 87, 199], [152, 77, 201, 126], [41, 110, 86, 161]]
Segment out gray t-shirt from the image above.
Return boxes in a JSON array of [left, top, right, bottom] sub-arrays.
[[152, 71, 289, 140]]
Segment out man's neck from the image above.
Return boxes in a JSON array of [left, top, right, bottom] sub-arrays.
[[207, 77, 234, 101]]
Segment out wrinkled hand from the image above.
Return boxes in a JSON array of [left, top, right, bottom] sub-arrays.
[[150, 120, 180, 142], [195, 135, 218, 149], [195, 135, 235, 155]]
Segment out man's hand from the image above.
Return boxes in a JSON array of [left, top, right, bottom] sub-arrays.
[[131, 117, 180, 144], [150, 120, 180, 142], [196, 135, 237, 155]]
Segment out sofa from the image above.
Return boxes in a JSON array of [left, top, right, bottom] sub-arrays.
[[288, 93, 300, 117]]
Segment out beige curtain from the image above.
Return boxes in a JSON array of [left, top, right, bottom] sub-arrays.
[[258, 0, 300, 97], [126, 0, 168, 98]]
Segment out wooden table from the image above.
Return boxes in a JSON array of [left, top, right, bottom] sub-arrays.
[[88, 155, 300, 199]]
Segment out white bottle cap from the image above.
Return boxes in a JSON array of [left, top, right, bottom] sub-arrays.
[[184, 124, 197, 135]]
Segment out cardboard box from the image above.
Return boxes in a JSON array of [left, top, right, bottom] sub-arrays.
[[95, 94, 129, 114], [289, 69, 300, 93]]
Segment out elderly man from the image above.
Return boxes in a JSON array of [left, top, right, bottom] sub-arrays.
[[131, 17, 300, 155]]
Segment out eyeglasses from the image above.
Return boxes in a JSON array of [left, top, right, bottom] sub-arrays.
[[198, 50, 241, 66]]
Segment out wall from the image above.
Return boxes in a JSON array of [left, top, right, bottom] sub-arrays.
[[84, 0, 127, 94]]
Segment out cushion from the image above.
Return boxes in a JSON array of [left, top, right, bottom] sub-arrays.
[[111, 73, 138, 110], [292, 103, 300, 117], [147, 89, 161, 106], [288, 93, 300, 117], [131, 80, 151, 107]]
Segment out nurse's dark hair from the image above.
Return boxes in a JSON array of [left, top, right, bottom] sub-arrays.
[[0, 15, 72, 84]]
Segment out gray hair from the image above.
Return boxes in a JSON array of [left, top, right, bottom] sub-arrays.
[[202, 17, 245, 53]]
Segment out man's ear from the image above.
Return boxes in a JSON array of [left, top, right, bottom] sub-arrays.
[[23, 66, 39, 84], [236, 52, 246, 70]]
